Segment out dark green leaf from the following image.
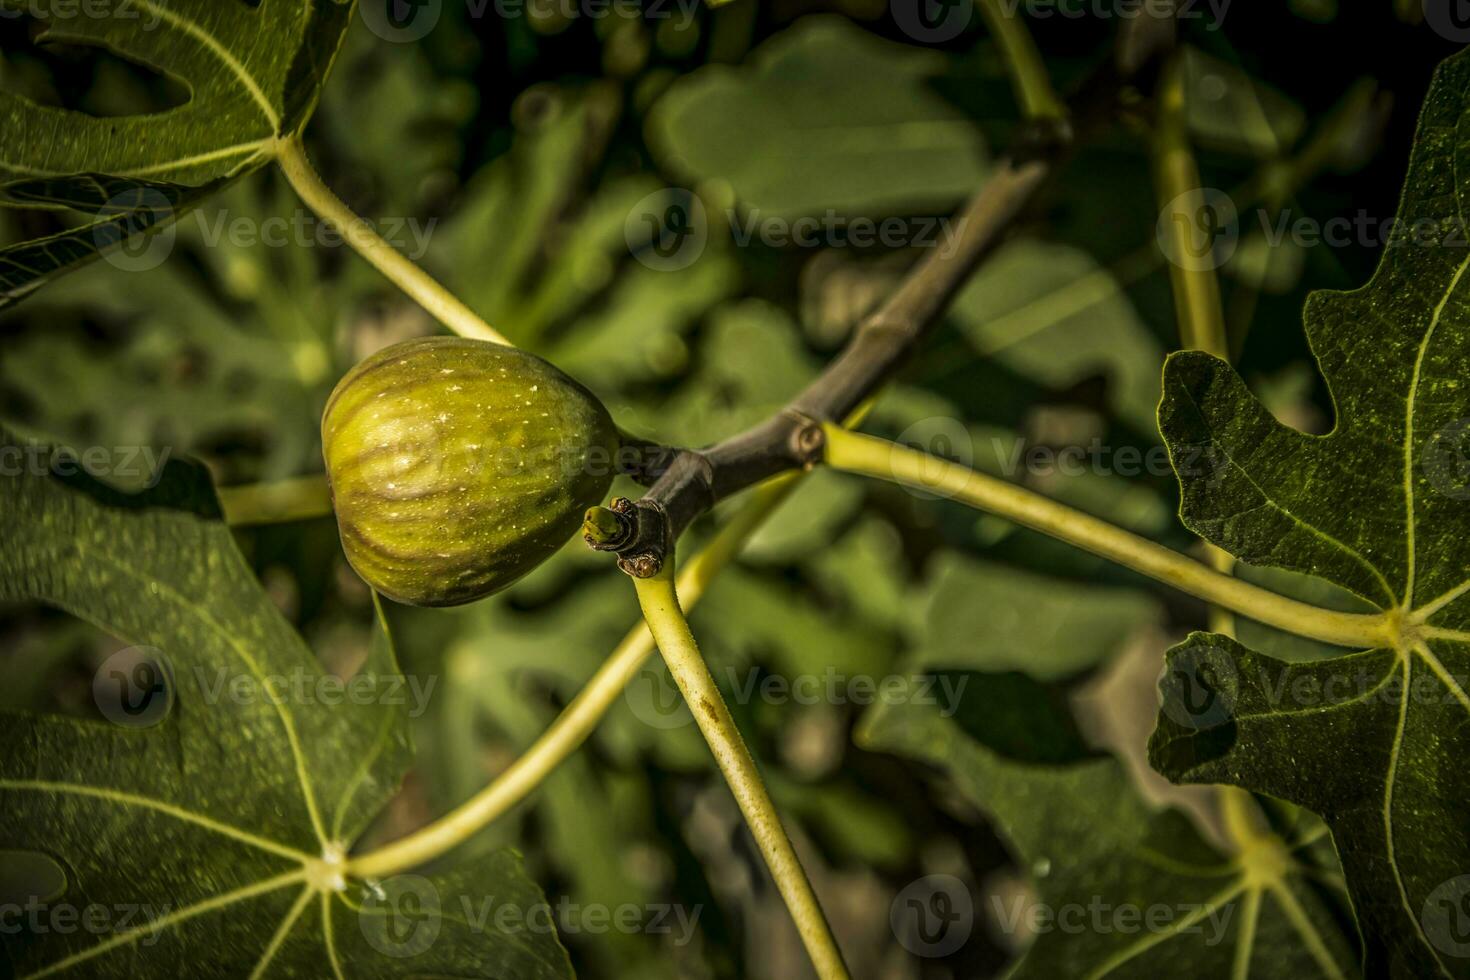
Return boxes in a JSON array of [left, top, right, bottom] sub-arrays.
[[647, 15, 988, 218], [0, 427, 572, 978], [0, 0, 355, 305], [862, 678, 1357, 978], [0, 175, 223, 307], [1151, 48, 1470, 979]]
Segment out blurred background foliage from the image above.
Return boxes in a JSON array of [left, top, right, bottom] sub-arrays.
[[0, 2, 1462, 977]]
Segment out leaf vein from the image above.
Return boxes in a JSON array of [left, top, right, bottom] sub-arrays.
[[23, 868, 307, 978], [0, 778, 310, 861], [133, 0, 279, 131]]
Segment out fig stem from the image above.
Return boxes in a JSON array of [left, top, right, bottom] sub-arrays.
[[348, 474, 802, 880], [633, 560, 851, 980], [216, 475, 332, 525], [275, 137, 511, 347], [582, 506, 631, 550]]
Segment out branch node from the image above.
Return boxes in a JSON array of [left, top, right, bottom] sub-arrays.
[[788, 415, 826, 467], [1011, 115, 1074, 163], [618, 551, 664, 579], [588, 496, 672, 578]]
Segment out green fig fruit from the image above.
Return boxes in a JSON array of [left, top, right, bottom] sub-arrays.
[[322, 337, 619, 606]]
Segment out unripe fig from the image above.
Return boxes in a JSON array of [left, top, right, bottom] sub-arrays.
[[322, 337, 619, 606]]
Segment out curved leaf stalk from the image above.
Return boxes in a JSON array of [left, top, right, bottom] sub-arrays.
[[349, 473, 803, 879], [217, 474, 332, 525], [1152, 59, 1281, 845], [633, 562, 850, 980], [1151, 53, 1240, 633], [274, 138, 509, 346], [978, 0, 1066, 121], [1153, 55, 1228, 359], [822, 424, 1394, 650]]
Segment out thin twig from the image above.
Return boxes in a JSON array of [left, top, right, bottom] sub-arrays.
[[591, 24, 1178, 574]]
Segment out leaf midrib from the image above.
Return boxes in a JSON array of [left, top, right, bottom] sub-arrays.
[[132, 0, 280, 132]]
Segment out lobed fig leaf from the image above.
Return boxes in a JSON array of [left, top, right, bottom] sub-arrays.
[[0, 426, 573, 977], [1150, 48, 1470, 979]]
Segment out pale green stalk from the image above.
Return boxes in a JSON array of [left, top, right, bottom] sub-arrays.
[[217, 475, 332, 525], [823, 425, 1393, 650], [978, 0, 1065, 121], [634, 563, 850, 980], [274, 137, 509, 346]]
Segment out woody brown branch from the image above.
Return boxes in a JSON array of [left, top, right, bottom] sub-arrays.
[[588, 13, 1179, 577]]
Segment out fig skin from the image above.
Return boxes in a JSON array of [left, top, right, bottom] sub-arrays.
[[322, 337, 619, 606]]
